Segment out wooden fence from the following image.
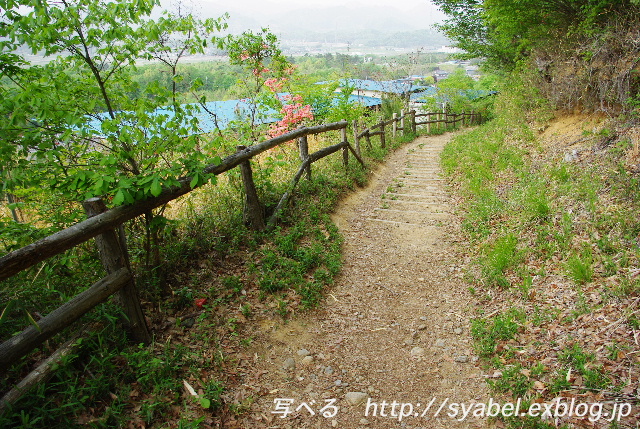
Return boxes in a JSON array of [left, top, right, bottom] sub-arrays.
[[353, 110, 481, 149], [0, 109, 481, 407]]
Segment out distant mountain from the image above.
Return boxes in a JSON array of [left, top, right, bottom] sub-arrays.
[[198, 0, 447, 45], [272, 6, 419, 34]]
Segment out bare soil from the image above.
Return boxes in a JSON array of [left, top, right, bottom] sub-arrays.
[[226, 133, 492, 429]]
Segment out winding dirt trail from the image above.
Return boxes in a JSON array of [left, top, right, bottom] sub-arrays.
[[238, 133, 491, 429]]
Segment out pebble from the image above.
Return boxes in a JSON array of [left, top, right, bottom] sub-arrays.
[[360, 418, 370, 425], [301, 355, 314, 366], [454, 328, 463, 335], [420, 316, 428, 321], [417, 324, 427, 330], [454, 355, 469, 363], [297, 349, 311, 357], [331, 420, 338, 428], [410, 347, 425, 357], [345, 391, 368, 406], [435, 339, 446, 347], [282, 358, 296, 370], [324, 366, 334, 375]]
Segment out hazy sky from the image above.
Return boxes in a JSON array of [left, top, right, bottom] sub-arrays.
[[193, 0, 447, 32], [259, 0, 437, 7]]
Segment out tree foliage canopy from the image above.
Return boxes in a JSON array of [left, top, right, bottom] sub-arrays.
[[433, 0, 640, 70], [0, 0, 227, 206]]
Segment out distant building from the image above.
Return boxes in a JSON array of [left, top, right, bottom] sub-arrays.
[[83, 99, 281, 137], [437, 46, 463, 54], [433, 70, 450, 82], [334, 78, 432, 100]]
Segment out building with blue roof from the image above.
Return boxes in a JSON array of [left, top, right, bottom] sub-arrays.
[[82, 99, 281, 138], [346, 94, 382, 108], [338, 78, 433, 99], [81, 91, 383, 139]]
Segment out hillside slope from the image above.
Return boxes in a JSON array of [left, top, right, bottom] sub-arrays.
[[441, 106, 640, 427]]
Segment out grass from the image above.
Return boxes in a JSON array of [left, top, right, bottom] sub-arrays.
[[471, 308, 525, 358], [488, 363, 532, 398], [480, 233, 520, 288], [565, 248, 594, 285], [441, 77, 640, 428], [0, 304, 207, 428]]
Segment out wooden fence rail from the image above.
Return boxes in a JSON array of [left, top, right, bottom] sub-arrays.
[[0, 121, 348, 282], [0, 108, 481, 402], [0, 268, 132, 372]]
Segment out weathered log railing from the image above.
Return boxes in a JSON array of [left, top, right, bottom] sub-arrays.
[[353, 109, 482, 151], [0, 121, 350, 373], [414, 111, 481, 133], [0, 109, 481, 407]]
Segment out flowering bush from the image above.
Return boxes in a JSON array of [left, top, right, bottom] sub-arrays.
[[227, 30, 312, 138], [265, 92, 314, 138], [268, 102, 314, 138], [264, 77, 287, 92]]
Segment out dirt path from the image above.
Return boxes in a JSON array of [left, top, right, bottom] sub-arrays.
[[237, 134, 491, 429]]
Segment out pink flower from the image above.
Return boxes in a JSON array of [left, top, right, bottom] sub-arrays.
[[265, 77, 287, 92], [252, 67, 270, 77], [267, 103, 314, 138]]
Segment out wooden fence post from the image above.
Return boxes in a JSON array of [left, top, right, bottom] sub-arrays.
[[298, 134, 311, 180], [411, 110, 417, 134], [341, 124, 349, 166], [380, 121, 386, 148], [365, 130, 372, 149], [392, 113, 397, 138], [352, 120, 361, 157], [236, 145, 265, 231], [82, 198, 151, 344], [427, 112, 432, 134], [400, 109, 406, 137]]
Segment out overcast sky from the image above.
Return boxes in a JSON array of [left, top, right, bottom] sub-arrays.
[[192, 0, 447, 30], [253, 0, 438, 7]]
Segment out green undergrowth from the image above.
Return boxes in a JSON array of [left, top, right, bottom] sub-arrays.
[[442, 82, 640, 428], [0, 123, 418, 427]]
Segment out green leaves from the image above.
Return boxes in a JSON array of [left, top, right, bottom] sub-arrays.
[[199, 397, 211, 409], [150, 178, 162, 197], [433, 0, 639, 70], [0, 0, 228, 210]]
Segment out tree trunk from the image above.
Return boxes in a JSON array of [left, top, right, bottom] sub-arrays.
[[237, 145, 265, 231]]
